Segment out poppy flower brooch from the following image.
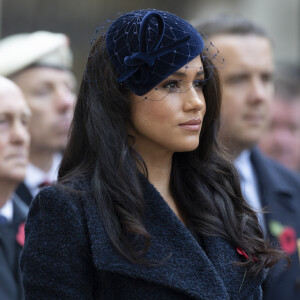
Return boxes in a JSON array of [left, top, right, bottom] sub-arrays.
[[269, 220, 298, 255]]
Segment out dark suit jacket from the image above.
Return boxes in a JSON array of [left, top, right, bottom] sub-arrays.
[[251, 148, 300, 300], [21, 176, 265, 299], [0, 195, 27, 300]]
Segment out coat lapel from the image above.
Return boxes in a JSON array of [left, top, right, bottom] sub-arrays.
[[12, 197, 26, 299], [0, 223, 20, 299], [202, 236, 264, 299], [82, 176, 263, 299], [251, 148, 299, 236], [0, 224, 18, 273], [250, 148, 300, 299]]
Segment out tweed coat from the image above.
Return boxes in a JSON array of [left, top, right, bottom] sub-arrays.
[[250, 148, 300, 300], [20, 176, 265, 299]]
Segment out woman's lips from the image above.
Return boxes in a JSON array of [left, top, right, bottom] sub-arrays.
[[178, 119, 202, 131]]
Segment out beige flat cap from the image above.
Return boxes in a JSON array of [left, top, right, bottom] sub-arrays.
[[0, 31, 73, 77]]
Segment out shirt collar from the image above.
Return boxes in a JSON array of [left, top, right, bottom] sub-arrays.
[[0, 199, 13, 222], [234, 150, 252, 181], [24, 153, 62, 196]]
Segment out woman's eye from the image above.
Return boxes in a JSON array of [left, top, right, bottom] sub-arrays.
[[193, 79, 206, 89], [162, 80, 180, 90]]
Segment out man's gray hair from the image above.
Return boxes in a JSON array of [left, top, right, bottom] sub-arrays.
[[196, 15, 269, 39]]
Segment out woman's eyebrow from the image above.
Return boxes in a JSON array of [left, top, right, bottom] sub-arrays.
[[171, 71, 187, 78], [196, 70, 205, 77], [172, 70, 205, 78]]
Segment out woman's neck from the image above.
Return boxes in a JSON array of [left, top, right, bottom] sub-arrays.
[[139, 151, 186, 225], [137, 147, 172, 190], [147, 157, 172, 193]]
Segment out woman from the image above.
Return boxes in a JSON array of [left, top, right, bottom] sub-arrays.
[[20, 9, 284, 299]]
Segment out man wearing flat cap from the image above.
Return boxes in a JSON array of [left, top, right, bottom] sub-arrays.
[[0, 31, 76, 206]]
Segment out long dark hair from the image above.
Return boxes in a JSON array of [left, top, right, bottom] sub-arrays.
[[59, 34, 285, 275]]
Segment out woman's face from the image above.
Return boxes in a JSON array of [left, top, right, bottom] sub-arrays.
[[128, 56, 206, 157]]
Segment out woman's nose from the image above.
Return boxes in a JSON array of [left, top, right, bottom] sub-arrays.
[[183, 86, 205, 111]]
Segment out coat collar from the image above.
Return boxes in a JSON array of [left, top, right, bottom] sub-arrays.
[[250, 147, 300, 241], [250, 147, 297, 197], [82, 176, 264, 299]]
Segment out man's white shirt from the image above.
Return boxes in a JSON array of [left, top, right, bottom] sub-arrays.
[[0, 199, 13, 222], [235, 150, 266, 234]]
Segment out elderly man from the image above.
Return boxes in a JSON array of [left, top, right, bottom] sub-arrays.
[[259, 67, 300, 172], [0, 76, 30, 300], [197, 16, 300, 300], [0, 31, 76, 205]]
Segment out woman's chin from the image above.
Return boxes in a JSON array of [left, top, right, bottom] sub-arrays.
[[174, 141, 199, 153]]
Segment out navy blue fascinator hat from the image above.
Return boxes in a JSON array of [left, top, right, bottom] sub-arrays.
[[106, 9, 204, 96]]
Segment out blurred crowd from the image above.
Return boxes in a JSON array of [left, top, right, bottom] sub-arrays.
[[259, 65, 300, 173], [0, 32, 76, 299], [0, 12, 300, 300]]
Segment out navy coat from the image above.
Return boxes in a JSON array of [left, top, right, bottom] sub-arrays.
[[251, 148, 300, 300], [0, 195, 27, 300], [21, 176, 265, 299]]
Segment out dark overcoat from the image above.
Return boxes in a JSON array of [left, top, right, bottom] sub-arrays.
[[251, 148, 300, 300], [0, 195, 27, 300], [21, 176, 265, 299]]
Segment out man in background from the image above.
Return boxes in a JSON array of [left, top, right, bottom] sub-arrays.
[[259, 66, 300, 172], [0, 31, 76, 205], [197, 16, 300, 300], [0, 76, 30, 300]]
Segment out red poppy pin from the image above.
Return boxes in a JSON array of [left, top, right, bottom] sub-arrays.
[[236, 247, 249, 259], [16, 222, 25, 247], [236, 247, 258, 261], [269, 220, 297, 255]]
